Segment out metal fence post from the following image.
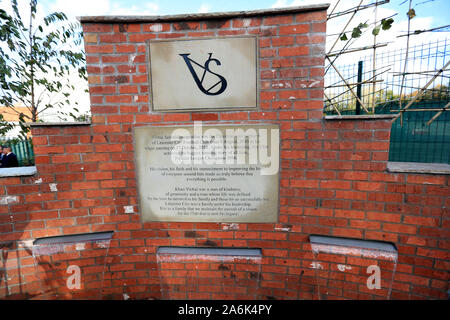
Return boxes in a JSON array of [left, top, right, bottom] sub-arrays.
[[356, 60, 363, 115]]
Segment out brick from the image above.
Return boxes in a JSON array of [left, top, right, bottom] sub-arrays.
[[272, 36, 295, 46], [407, 175, 446, 185], [249, 112, 277, 120], [51, 154, 80, 164], [279, 111, 307, 120], [85, 45, 114, 54], [279, 90, 307, 100], [279, 46, 309, 57], [192, 113, 219, 121], [220, 112, 248, 121], [163, 113, 190, 122], [279, 24, 309, 35], [311, 22, 326, 32], [72, 181, 100, 190], [383, 223, 417, 235]]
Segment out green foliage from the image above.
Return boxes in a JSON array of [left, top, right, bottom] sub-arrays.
[[340, 22, 370, 42], [73, 111, 91, 122], [351, 22, 368, 38], [0, 0, 87, 136], [372, 18, 394, 36], [340, 17, 395, 42], [0, 114, 14, 135]]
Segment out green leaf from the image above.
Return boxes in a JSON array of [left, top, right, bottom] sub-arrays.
[[372, 25, 381, 36], [351, 26, 362, 38], [381, 18, 394, 30], [340, 33, 348, 41]]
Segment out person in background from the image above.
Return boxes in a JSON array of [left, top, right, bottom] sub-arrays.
[[0, 146, 3, 164], [1, 145, 19, 168]]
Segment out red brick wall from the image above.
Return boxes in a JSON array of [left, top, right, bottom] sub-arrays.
[[1, 8, 449, 300]]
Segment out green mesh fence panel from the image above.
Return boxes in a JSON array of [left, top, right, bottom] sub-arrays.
[[10, 138, 35, 166], [388, 102, 449, 164]]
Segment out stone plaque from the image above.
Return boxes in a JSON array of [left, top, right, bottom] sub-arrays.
[[148, 36, 258, 112], [134, 124, 279, 222]]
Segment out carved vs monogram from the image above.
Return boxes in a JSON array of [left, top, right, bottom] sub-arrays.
[[179, 53, 228, 96]]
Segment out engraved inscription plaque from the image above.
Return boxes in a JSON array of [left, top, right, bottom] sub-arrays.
[[148, 37, 258, 112], [134, 124, 279, 223]]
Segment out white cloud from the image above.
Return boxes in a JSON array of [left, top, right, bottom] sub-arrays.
[[109, 2, 159, 15], [50, 0, 110, 17], [272, 0, 340, 9], [271, 0, 288, 8], [198, 3, 211, 13], [1, 0, 47, 24], [49, 0, 159, 17]]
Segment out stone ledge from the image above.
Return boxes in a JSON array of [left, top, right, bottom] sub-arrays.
[[78, 4, 330, 23], [324, 114, 396, 120], [157, 246, 262, 257], [0, 166, 37, 177], [26, 121, 91, 127], [387, 162, 450, 175]]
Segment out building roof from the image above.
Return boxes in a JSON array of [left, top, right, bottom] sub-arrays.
[[0, 106, 33, 122]]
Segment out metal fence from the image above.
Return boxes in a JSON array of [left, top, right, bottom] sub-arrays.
[[324, 39, 450, 164]]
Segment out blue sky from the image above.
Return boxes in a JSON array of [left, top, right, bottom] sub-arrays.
[[32, 0, 449, 29]]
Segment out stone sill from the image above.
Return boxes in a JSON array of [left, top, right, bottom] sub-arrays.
[[324, 115, 396, 120], [27, 121, 91, 127], [0, 166, 37, 177], [78, 4, 330, 23], [387, 162, 450, 175]]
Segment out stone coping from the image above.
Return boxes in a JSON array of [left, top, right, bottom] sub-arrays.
[[0, 166, 37, 177], [324, 114, 396, 120], [34, 231, 114, 245], [309, 235, 397, 253], [387, 161, 450, 175], [157, 246, 262, 257], [26, 121, 91, 127], [78, 4, 330, 23]]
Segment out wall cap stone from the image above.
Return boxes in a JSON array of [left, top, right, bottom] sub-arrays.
[[78, 4, 330, 23], [324, 115, 396, 120], [387, 161, 450, 175], [0, 166, 37, 177], [26, 121, 91, 127]]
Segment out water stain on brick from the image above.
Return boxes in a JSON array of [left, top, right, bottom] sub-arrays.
[[0, 241, 13, 249], [174, 22, 197, 30], [202, 240, 218, 247], [249, 272, 258, 279], [184, 231, 197, 238], [119, 24, 127, 32], [218, 264, 230, 271], [119, 190, 126, 197], [260, 28, 275, 36], [205, 19, 227, 29], [115, 76, 128, 83]]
